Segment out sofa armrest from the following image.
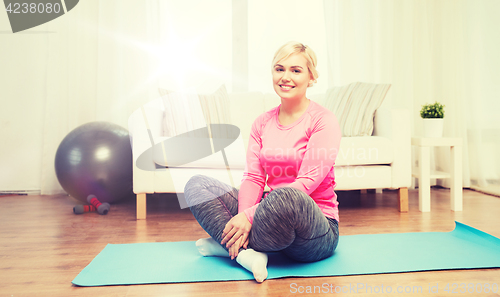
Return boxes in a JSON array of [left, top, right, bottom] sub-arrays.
[[374, 108, 411, 189], [128, 100, 164, 194]]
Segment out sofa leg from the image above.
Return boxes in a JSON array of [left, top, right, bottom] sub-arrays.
[[398, 187, 409, 212], [137, 193, 147, 220]]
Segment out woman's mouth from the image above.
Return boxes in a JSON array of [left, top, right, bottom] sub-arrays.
[[279, 84, 295, 91]]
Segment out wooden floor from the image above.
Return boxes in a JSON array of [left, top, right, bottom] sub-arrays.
[[1, 188, 499, 297]]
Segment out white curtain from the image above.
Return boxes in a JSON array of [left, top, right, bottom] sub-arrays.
[[39, 0, 232, 195], [247, 0, 329, 96], [461, 1, 500, 194], [323, 0, 500, 193], [40, 1, 157, 194]]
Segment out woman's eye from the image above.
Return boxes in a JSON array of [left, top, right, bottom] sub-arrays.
[[293, 69, 301, 73], [276, 68, 283, 72]]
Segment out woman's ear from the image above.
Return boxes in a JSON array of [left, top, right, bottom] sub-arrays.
[[308, 72, 317, 87]]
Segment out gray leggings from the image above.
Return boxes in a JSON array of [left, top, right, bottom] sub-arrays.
[[184, 175, 339, 262]]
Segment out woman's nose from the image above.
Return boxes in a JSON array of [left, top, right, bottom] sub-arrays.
[[281, 71, 291, 81]]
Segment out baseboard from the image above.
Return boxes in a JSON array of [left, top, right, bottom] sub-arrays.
[[470, 185, 500, 198], [0, 190, 41, 196]]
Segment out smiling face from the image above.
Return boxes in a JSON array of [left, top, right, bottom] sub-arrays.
[[272, 53, 314, 101]]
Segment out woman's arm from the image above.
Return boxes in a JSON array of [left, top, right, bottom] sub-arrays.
[[221, 115, 267, 258], [287, 111, 341, 195], [238, 116, 267, 223]]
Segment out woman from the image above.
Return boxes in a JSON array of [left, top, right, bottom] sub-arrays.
[[184, 41, 341, 283]]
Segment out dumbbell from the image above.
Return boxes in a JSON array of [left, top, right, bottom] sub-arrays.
[[73, 205, 97, 214], [87, 195, 111, 215]]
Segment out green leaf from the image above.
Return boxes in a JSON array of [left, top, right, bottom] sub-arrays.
[[420, 102, 445, 118]]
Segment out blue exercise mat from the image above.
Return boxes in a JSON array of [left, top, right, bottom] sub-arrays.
[[72, 222, 500, 286]]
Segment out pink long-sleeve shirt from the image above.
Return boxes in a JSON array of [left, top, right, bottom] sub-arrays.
[[238, 99, 342, 224]]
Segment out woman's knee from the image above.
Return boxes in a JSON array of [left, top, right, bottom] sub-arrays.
[[184, 174, 236, 207], [184, 174, 207, 192], [265, 187, 313, 208], [255, 187, 315, 229], [184, 175, 214, 207]]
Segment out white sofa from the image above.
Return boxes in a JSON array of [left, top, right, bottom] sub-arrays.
[[129, 91, 411, 219]]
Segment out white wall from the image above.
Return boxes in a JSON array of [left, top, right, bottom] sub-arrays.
[[0, 23, 48, 192], [248, 0, 329, 96]]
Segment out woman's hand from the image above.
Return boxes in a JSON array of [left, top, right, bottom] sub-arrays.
[[228, 236, 249, 260], [221, 212, 252, 259]]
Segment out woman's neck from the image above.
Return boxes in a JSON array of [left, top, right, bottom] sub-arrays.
[[279, 97, 310, 117]]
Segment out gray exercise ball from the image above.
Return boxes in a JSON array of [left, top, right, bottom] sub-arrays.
[[55, 121, 134, 203]]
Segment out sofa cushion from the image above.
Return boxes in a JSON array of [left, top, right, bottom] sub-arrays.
[[335, 136, 393, 166], [159, 85, 231, 137], [334, 165, 392, 190], [228, 92, 265, 150], [152, 133, 247, 170], [153, 167, 267, 193], [152, 135, 393, 170], [323, 82, 391, 137]]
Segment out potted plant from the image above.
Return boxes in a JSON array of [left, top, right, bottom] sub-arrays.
[[420, 102, 445, 137]]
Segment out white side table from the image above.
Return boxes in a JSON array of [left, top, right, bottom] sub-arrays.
[[411, 137, 463, 212]]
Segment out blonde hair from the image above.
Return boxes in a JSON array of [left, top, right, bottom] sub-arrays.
[[272, 41, 319, 82]]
